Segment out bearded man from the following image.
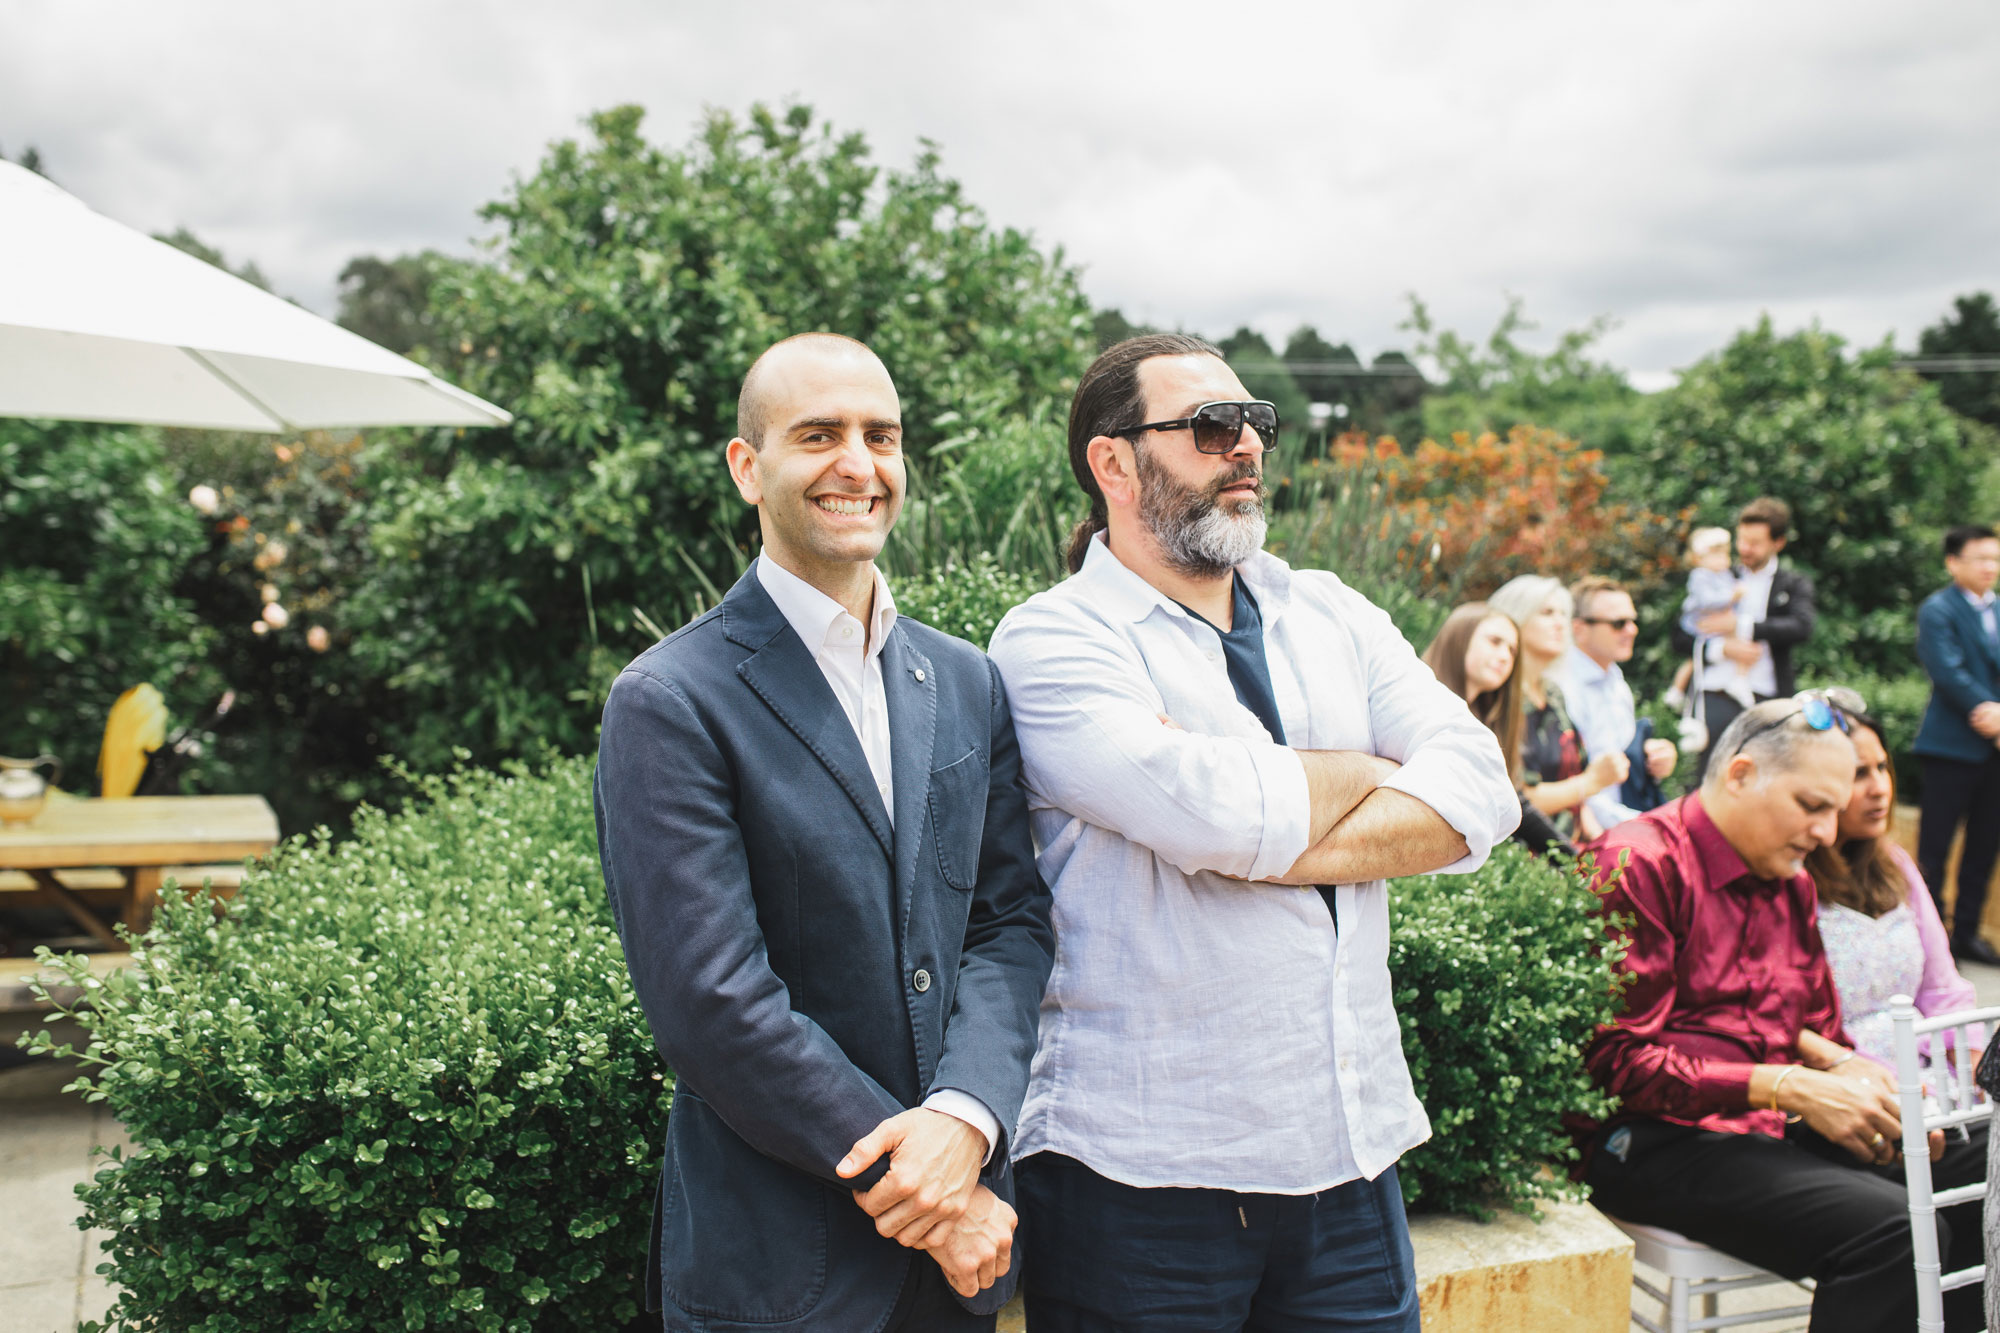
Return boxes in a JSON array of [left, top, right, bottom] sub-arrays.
[[986, 334, 1519, 1332]]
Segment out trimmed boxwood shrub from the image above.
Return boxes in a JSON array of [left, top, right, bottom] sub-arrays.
[[1390, 842, 1627, 1217], [28, 762, 1630, 1327], [27, 757, 667, 1332]]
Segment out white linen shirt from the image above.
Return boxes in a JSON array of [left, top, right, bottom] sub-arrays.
[[986, 534, 1519, 1193], [754, 554, 1000, 1160], [1552, 645, 1642, 831]]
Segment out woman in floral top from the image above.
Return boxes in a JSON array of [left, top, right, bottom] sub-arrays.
[[1489, 576, 1628, 844], [1806, 704, 1976, 1071]]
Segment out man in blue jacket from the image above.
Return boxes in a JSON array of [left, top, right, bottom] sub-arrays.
[[1915, 523, 2000, 964], [595, 332, 1055, 1331]]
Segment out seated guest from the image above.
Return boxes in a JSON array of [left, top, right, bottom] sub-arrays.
[[1424, 602, 1568, 853], [1581, 695, 1987, 1333], [1807, 695, 1976, 1072], [1552, 576, 1679, 833], [1489, 575, 1627, 843]]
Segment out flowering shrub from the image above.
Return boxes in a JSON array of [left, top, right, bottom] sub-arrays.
[[1390, 842, 1626, 1217], [1321, 425, 1687, 602], [27, 757, 667, 1332]]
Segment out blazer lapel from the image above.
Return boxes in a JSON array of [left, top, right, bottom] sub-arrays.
[[1962, 593, 2000, 676], [723, 570, 893, 855], [882, 627, 940, 926]]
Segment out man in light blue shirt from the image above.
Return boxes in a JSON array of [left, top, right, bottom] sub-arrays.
[[987, 333, 1519, 1331], [1553, 576, 1679, 833]]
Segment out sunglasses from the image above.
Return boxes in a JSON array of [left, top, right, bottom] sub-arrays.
[[1114, 400, 1279, 454], [1728, 687, 1869, 759], [1580, 616, 1639, 632]]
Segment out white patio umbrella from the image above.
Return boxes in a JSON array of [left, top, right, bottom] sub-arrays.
[[0, 160, 511, 432]]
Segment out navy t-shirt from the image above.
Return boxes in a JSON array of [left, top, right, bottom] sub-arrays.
[[1178, 576, 1337, 928]]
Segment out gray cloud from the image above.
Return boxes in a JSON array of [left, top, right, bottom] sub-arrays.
[[4, 0, 1996, 383]]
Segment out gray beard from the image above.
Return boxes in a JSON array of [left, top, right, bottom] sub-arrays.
[[1135, 445, 1267, 580]]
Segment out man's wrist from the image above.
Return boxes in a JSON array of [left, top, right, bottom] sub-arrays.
[[920, 1089, 1000, 1166]]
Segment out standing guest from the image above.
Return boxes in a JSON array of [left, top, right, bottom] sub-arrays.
[[1490, 575, 1626, 843], [988, 334, 1519, 1332], [1674, 497, 1818, 777], [1580, 696, 1987, 1333], [594, 334, 1055, 1331], [1553, 576, 1679, 834], [1915, 523, 2000, 965], [1664, 527, 1751, 712], [1805, 695, 1976, 1070]]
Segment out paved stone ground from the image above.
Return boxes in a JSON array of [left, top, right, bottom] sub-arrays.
[[5, 964, 1997, 1332]]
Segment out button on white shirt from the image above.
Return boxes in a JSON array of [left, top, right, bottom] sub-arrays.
[[987, 534, 1519, 1193], [754, 554, 1000, 1160]]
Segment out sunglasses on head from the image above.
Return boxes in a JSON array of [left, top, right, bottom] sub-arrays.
[[1114, 400, 1280, 454], [1728, 687, 1869, 759]]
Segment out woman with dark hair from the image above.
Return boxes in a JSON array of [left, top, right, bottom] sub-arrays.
[[1807, 699, 1977, 1070], [1424, 602, 1570, 853]]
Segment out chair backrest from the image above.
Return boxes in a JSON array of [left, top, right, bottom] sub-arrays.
[[1890, 995, 1999, 1333]]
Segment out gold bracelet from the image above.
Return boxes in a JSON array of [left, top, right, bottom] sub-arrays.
[[1768, 1064, 1801, 1113]]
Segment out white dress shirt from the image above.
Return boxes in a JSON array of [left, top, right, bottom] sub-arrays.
[[1706, 560, 1780, 699], [1552, 645, 1642, 831], [986, 534, 1519, 1193], [1963, 586, 1999, 644], [755, 554, 1000, 1160]]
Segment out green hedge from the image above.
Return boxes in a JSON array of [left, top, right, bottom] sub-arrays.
[[1390, 843, 1626, 1217], [28, 758, 667, 1332], [29, 761, 1628, 1328]]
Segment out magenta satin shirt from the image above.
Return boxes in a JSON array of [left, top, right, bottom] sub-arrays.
[[1581, 793, 1850, 1140]]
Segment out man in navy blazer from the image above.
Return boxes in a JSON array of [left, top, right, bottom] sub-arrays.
[[1915, 523, 2000, 963], [595, 333, 1054, 1331]]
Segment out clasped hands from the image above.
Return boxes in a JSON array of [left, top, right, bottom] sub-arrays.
[[835, 1108, 1012, 1298], [1779, 1039, 1945, 1168]]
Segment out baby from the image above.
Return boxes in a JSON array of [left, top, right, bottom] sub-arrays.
[[1664, 528, 1756, 711]]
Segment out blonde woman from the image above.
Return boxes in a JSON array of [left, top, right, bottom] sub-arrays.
[[1488, 575, 1627, 843]]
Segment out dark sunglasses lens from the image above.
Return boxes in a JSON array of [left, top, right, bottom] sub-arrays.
[[1191, 403, 1244, 453], [1245, 402, 1279, 446]]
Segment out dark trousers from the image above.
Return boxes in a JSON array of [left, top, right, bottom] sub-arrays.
[[1695, 690, 1774, 784], [883, 1253, 995, 1333], [1918, 753, 2000, 940], [1586, 1118, 1988, 1333], [1014, 1152, 1418, 1333]]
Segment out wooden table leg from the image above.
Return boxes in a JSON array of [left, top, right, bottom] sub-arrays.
[[26, 869, 122, 950], [123, 867, 163, 936]]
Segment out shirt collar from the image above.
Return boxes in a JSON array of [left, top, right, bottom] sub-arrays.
[[1560, 644, 1618, 688], [755, 553, 897, 659], [1682, 791, 1799, 895], [1961, 586, 1996, 612], [1079, 528, 1294, 627]]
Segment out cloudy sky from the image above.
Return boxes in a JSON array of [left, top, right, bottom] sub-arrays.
[[6, 0, 1996, 388]]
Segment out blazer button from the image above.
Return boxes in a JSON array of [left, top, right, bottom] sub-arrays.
[[912, 968, 932, 993], [914, 669, 926, 683]]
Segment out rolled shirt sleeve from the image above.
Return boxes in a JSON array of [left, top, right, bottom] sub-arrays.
[[989, 598, 1313, 882]]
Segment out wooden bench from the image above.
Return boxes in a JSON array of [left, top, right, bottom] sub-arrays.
[[0, 949, 131, 1015]]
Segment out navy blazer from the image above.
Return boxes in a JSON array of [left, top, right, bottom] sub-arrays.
[[1915, 584, 2000, 764], [594, 568, 1054, 1331]]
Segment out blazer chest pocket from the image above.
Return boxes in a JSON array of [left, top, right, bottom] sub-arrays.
[[927, 748, 986, 890]]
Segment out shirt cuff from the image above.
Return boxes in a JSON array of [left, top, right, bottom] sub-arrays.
[[1245, 740, 1313, 881], [922, 1088, 1000, 1166]]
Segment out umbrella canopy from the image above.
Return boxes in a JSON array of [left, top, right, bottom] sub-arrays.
[[0, 160, 510, 432]]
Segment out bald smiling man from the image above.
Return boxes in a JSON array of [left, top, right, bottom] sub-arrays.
[[594, 333, 1055, 1332]]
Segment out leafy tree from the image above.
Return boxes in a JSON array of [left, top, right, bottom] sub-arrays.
[[1406, 296, 1650, 454], [151, 226, 274, 292], [1281, 326, 1368, 419], [0, 421, 221, 784], [1357, 350, 1430, 440], [1092, 307, 1157, 352], [335, 252, 446, 356], [2, 144, 47, 176], [1626, 316, 1982, 679], [349, 102, 1094, 773], [1916, 291, 2000, 430]]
